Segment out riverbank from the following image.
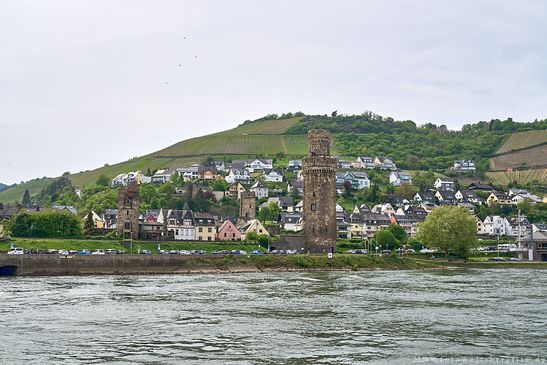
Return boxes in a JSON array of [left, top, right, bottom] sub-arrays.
[[2, 254, 546, 276]]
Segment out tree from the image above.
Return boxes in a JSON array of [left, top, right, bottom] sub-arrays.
[[96, 175, 110, 187], [416, 206, 477, 259], [84, 210, 95, 235], [257, 234, 270, 249], [22, 189, 31, 206], [246, 231, 258, 244], [374, 229, 399, 250], [387, 223, 407, 245]]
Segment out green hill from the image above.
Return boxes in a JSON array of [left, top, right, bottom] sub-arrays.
[[1, 113, 546, 204]]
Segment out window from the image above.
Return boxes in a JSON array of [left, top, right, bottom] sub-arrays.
[[224, 232, 227, 237], [208, 228, 212, 233], [199, 227, 203, 232], [311, 203, 316, 211]]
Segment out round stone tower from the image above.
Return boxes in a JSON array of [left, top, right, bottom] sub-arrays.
[[302, 129, 337, 253]]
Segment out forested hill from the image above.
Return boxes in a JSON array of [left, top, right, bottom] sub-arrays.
[[285, 113, 547, 172]]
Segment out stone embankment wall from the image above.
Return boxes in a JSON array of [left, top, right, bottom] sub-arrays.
[[0, 254, 225, 276]]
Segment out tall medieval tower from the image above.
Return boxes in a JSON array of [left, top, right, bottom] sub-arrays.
[[117, 183, 140, 240], [302, 129, 337, 253], [239, 191, 256, 220]]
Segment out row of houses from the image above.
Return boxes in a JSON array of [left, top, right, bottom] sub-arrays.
[[87, 208, 270, 242]]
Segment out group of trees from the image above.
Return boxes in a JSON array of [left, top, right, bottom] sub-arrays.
[[9, 211, 83, 238]]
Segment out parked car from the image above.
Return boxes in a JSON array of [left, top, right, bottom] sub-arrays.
[[78, 249, 91, 255], [213, 250, 229, 255], [105, 249, 117, 255], [140, 250, 152, 254], [68, 250, 78, 255], [491, 257, 506, 262], [509, 257, 522, 261], [252, 250, 263, 255], [58, 250, 69, 256], [47, 249, 58, 254], [91, 250, 105, 255], [7, 248, 24, 255]]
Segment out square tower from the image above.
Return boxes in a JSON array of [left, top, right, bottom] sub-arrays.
[[117, 183, 140, 240], [239, 191, 256, 220], [302, 129, 337, 253]]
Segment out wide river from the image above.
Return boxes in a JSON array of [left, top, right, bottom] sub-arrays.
[[0, 269, 545, 364]]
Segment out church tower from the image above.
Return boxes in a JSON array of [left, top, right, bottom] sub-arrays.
[[302, 129, 337, 253], [117, 183, 140, 240]]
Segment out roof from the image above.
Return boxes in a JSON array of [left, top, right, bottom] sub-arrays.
[[468, 182, 495, 190]]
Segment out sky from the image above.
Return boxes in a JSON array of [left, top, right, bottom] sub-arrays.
[[1, 0, 546, 185]]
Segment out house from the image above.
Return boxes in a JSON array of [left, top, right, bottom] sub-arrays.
[[347, 211, 364, 238], [280, 212, 303, 232], [511, 193, 542, 204], [389, 171, 412, 186], [51, 205, 77, 215], [455, 190, 480, 203], [228, 182, 247, 199], [194, 212, 216, 241], [487, 192, 512, 206], [434, 178, 455, 191], [217, 218, 242, 241], [287, 160, 302, 171], [354, 156, 374, 169], [247, 159, 273, 172], [294, 200, 303, 213], [139, 221, 163, 240], [457, 201, 475, 213], [179, 210, 196, 240], [164, 209, 194, 240], [435, 190, 457, 205], [250, 181, 269, 199], [392, 215, 423, 237], [279, 197, 294, 212], [508, 188, 529, 196], [177, 165, 200, 181], [82, 211, 105, 229], [225, 168, 251, 184], [482, 216, 507, 236], [111, 171, 151, 186], [336, 213, 350, 239], [413, 192, 435, 204], [505, 216, 532, 239], [151, 168, 175, 184], [213, 160, 226, 172], [374, 157, 396, 170], [337, 171, 370, 190], [468, 182, 495, 191], [337, 160, 352, 169], [102, 209, 118, 229], [476, 217, 485, 235], [263, 168, 283, 182], [453, 160, 476, 171], [239, 219, 270, 240], [198, 166, 218, 180], [362, 213, 391, 239], [371, 203, 396, 216], [287, 180, 304, 195]]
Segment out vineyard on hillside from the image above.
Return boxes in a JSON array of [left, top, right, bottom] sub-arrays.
[[486, 168, 547, 186]]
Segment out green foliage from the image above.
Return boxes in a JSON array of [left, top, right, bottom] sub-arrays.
[[96, 175, 110, 187], [10, 211, 83, 238], [388, 223, 408, 244], [258, 202, 281, 223], [374, 229, 399, 250], [22, 189, 31, 205], [84, 210, 95, 235], [416, 206, 478, 259]]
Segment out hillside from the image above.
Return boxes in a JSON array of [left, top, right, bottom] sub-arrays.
[[1, 113, 546, 204], [495, 130, 547, 154]]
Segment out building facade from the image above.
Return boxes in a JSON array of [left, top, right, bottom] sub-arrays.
[[116, 183, 140, 240]]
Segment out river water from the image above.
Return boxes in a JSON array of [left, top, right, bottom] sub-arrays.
[[0, 269, 545, 364]]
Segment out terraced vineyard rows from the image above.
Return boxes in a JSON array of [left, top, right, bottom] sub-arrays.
[[486, 168, 547, 185], [495, 130, 547, 154]]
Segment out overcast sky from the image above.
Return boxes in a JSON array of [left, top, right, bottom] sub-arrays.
[[1, 0, 546, 185]]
